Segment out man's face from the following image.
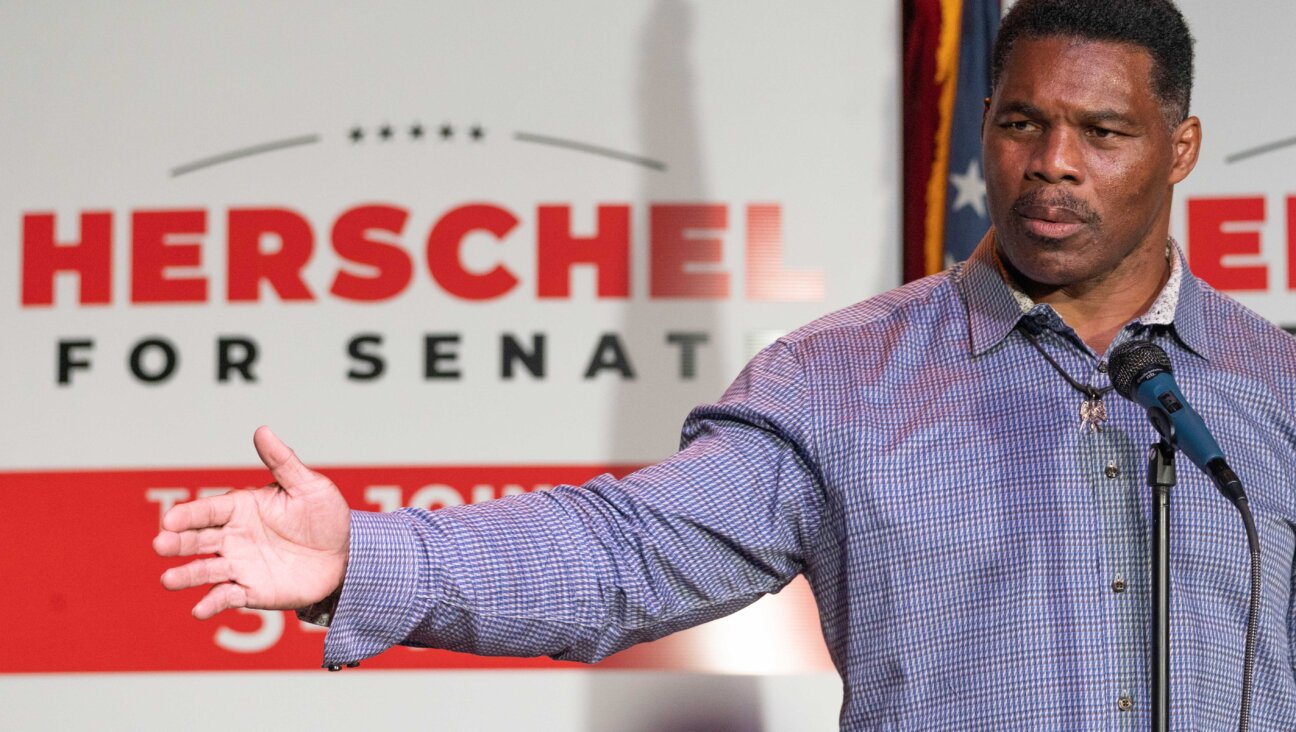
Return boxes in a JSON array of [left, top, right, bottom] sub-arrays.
[[982, 36, 1199, 292]]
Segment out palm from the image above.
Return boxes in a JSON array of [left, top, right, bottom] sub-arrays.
[[153, 427, 350, 620]]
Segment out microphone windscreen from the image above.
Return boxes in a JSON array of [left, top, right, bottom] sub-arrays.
[[1109, 340, 1173, 400]]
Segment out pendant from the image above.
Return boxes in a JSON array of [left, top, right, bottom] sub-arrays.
[[1080, 396, 1108, 432]]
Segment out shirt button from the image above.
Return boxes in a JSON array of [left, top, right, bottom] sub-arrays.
[[1097, 360, 1109, 373], [1117, 691, 1133, 711], [1112, 575, 1126, 593], [1105, 461, 1120, 479]]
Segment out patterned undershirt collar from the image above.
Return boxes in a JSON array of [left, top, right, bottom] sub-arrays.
[[995, 240, 1182, 326]]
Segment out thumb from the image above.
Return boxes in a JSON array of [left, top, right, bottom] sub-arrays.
[[253, 425, 316, 493]]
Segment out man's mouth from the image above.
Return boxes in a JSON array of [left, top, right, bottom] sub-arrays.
[[1015, 204, 1088, 240]]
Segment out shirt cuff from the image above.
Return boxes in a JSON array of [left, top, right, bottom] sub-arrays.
[[319, 509, 429, 668]]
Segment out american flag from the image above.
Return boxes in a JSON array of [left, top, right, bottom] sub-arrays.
[[904, 0, 1000, 281]]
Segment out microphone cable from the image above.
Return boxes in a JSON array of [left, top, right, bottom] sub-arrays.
[[1235, 499, 1260, 732]]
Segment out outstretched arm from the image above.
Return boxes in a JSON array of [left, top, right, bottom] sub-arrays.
[[317, 340, 826, 668], [154, 342, 823, 669], [153, 426, 351, 619]]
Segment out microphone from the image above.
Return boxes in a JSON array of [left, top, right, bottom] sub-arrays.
[[1108, 340, 1246, 506]]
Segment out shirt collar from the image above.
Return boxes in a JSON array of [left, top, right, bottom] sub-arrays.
[[957, 230, 1032, 356], [955, 230, 1212, 360], [1164, 242, 1211, 360]]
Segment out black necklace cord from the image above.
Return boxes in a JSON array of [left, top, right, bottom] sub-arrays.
[[1016, 320, 1114, 401]]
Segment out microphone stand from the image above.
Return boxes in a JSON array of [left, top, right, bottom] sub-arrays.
[[1145, 413, 1176, 732]]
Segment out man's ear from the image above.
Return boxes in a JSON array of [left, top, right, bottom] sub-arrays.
[[1168, 115, 1201, 185], [981, 97, 991, 138]]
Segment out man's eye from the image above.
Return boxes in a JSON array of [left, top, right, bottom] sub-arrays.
[[1001, 120, 1033, 132], [1088, 127, 1116, 138]]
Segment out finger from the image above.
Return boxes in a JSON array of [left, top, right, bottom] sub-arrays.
[[160, 556, 234, 591], [253, 425, 315, 493], [152, 527, 224, 557], [193, 582, 248, 620], [161, 493, 237, 532]]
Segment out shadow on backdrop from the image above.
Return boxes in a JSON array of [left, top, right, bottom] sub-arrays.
[[592, 1, 763, 728]]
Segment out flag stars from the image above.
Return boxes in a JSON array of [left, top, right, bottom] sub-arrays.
[[949, 158, 988, 218]]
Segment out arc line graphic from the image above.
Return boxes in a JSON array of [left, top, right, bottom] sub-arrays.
[[1225, 135, 1296, 164], [514, 132, 667, 171], [171, 134, 322, 177]]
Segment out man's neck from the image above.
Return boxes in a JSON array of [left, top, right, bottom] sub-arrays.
[[1037, 282, 1163, 353], [1002, 245, 1173, 354], [990, 239, 1176, 354]]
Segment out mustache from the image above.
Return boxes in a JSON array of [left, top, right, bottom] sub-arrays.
[[1011, 189, 1101, 224]]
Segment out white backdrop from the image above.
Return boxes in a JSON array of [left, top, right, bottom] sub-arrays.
[[1173, 0, 1296, 332], [0, 2, 896, 729], [0, 1, 897, 469]]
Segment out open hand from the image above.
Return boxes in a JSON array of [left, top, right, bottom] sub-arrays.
[[153, 426, 351, 619]]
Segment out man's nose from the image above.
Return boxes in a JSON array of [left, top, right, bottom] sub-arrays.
[[1026, 128, 1083, 184]]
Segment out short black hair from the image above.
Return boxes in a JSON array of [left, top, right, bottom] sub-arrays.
[[991, 0, 1195, 126]]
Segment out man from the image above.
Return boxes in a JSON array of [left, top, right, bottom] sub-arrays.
[[154, 0, 1296, 727]]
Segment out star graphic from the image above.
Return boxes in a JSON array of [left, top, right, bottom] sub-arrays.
[[378, 124, 393, 141], [469, 124, 485, 141], [439, 123, 454, 140], [349, 126, 364, 143], [949, 158, 988, 218]]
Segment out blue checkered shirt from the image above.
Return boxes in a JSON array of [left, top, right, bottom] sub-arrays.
[[319, 236, 1296, 730]]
